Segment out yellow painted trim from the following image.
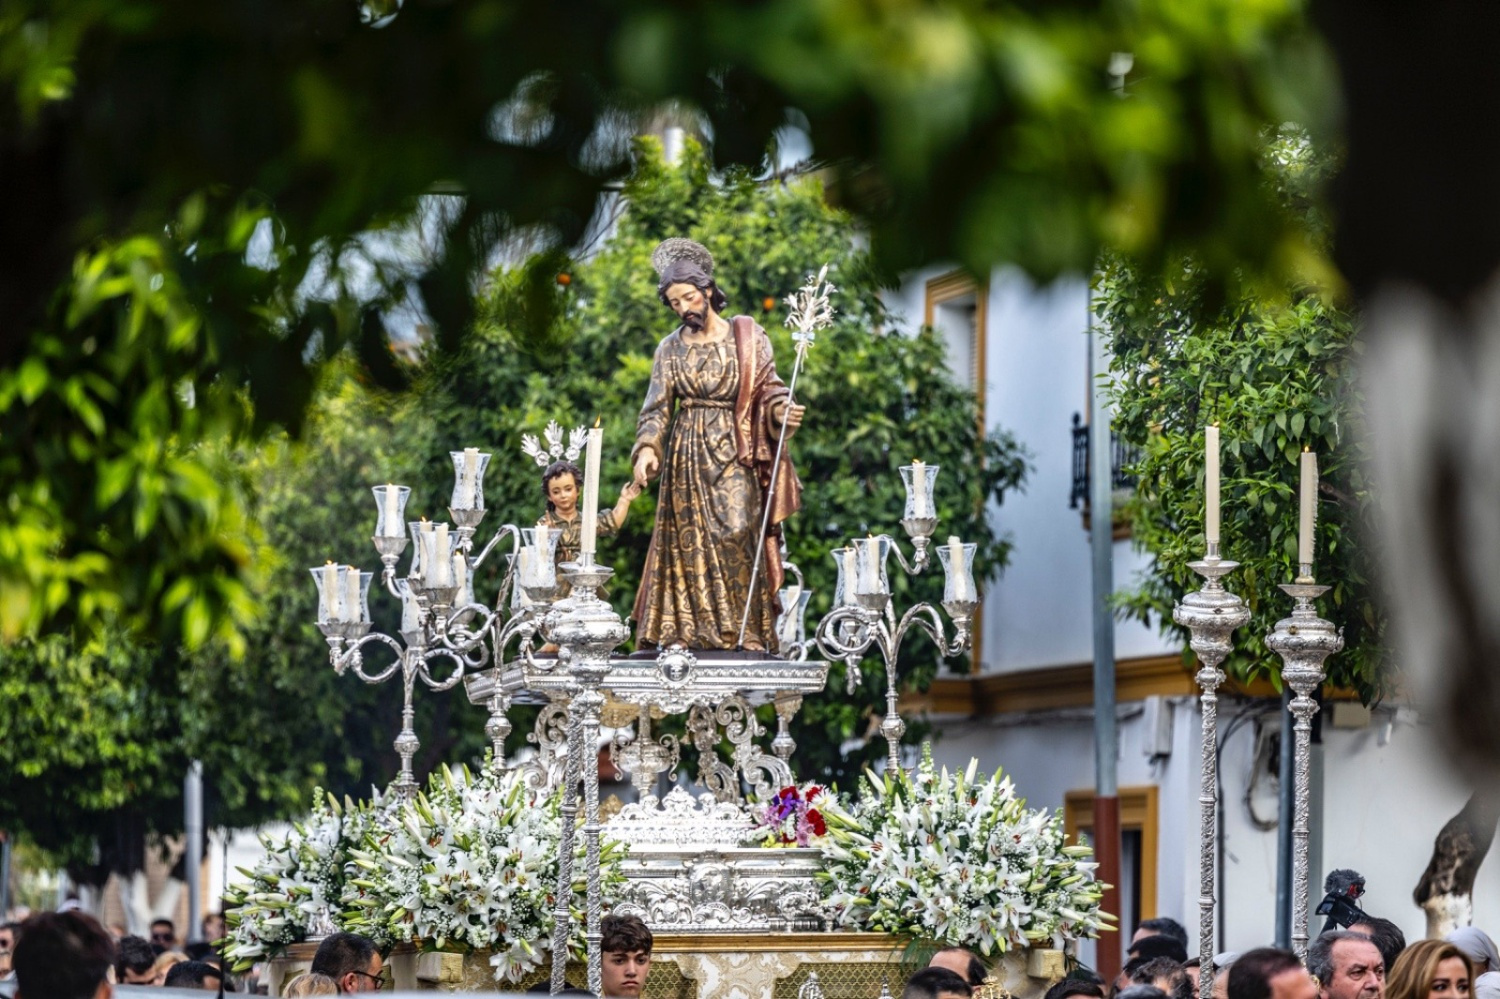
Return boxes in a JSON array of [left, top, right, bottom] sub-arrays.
[[919, 654, 1327, 717], [1063, 785, 1159, 923], [924, 269, 988, 675]]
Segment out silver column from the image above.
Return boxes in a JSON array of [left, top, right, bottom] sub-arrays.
[[1264, 569, 1342, 957], [1172, 551, 1249, 996]]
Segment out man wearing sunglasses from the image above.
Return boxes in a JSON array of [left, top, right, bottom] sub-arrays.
[[310, 932, 384, 993], [148, 919, 177, 953]]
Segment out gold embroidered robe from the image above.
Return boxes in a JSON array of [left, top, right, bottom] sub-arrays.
[[631, 316, 802, 651]]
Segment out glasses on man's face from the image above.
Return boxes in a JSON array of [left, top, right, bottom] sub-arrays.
[[151, 932, 173, 943], [349, 969, 387, 990]]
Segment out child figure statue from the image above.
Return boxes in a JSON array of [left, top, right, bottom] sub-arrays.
[[539, 459, 641, 579]]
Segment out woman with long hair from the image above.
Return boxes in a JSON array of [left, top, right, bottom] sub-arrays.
[[1388, 939, 1474, 999]]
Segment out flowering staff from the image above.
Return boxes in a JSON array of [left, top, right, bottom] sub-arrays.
[[738, 264, 837, 647]]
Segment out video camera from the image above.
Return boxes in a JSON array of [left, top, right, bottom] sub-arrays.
[[1316, 868, 1367, 932]]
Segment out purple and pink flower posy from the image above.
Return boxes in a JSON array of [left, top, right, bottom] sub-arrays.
[[754, 783, 830, 846]]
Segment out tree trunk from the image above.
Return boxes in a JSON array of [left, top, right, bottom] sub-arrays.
[[1413, 792, 1500, 938]]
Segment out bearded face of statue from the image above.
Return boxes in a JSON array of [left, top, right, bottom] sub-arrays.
[[663, 280, 714, 330]]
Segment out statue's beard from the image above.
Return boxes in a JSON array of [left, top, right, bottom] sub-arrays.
[[681, 308, 707, 330]]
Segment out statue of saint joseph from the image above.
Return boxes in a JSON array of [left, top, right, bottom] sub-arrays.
[[630, 239, 805, 653]]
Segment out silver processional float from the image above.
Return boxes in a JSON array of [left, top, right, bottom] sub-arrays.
[[311, 248, 981, 993]]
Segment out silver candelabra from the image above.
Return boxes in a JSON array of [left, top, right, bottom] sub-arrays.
[[1172, 542, 1251, 996], [1265, 563, 1343, 958], [813, 463, 978, 772], [312, 455, 566, 797]]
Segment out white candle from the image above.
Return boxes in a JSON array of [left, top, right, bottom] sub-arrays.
[[1299, 449, 1317, 567], [382, 485, 400, 537], [343, 566, 362, 623], [460, 448, 478, 509], [580, 425, 603, 556], [433, 524, 452, 587], [518, 545, 535, 587], [910, 461, 930, 519], [862, 537, 879, 593], [841, 548, 857, 605], [321, 562, 338, 621], [1205, 425, 1220, 547], [451, 550, 468, 604], [947, 536, 971, 602]]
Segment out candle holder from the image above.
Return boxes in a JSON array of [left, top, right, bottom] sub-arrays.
[[316, 461, 551, 796], [518, 526, 562, 602], [371, 485, 411, 579], [418, 524, 458, 609], [852, 535, 891, 609], [899, 462, 940, 569], [775, 562, 813, 661], [831, 548, 859, 609], [1264, 564, 1343, 958], [1171, 544, 1251, 997], [814, 469, 975, 772], [936, 539, 979, 633], [448, 449, 492, 543]]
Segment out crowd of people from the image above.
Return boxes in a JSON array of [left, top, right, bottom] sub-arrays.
[[0, 908, 655, 996], [3, 897, 1499, 998], [900, 915, 1500, 999], [0, 908, 235, 995]]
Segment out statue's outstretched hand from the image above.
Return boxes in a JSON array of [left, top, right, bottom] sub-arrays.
[[633, 449, 659, 485], [613, 480, 644, 524], [777, 401, 806, 435]]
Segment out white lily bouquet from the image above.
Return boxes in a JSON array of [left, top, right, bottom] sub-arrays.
[[223, 789, 385, 971], [818, 748, 1110, 955], [341, 767, 626, 984]]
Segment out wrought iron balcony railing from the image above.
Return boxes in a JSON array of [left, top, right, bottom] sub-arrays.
[[1070, 412, 1139, 510]]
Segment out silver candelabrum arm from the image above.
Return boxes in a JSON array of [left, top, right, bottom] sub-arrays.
[[321, 625, 469, 798], [813, 589, 975, 773], [468, 521, 521, 570]]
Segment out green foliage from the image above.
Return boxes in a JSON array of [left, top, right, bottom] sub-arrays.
[[1096, 141, 1384, 697], [444, 138, 1029, 785], [0, 634, 181, 866], [3, 0, 1336, 648], [4, 136, 1030, 862], [0, 365, 488, 872], [0, 227, 266, 648]]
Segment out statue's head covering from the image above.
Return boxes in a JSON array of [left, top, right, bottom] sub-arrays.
[[653, 238, 727, 312]]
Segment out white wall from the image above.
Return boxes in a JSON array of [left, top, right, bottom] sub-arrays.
[[1216, 704, 1500, 953], [885, 265, 1171, 675], [925, 694, 1500, 967], [891, 264, 1500, 970]]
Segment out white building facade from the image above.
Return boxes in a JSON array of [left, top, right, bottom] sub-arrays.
[[884, 265, 1500, 965]]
